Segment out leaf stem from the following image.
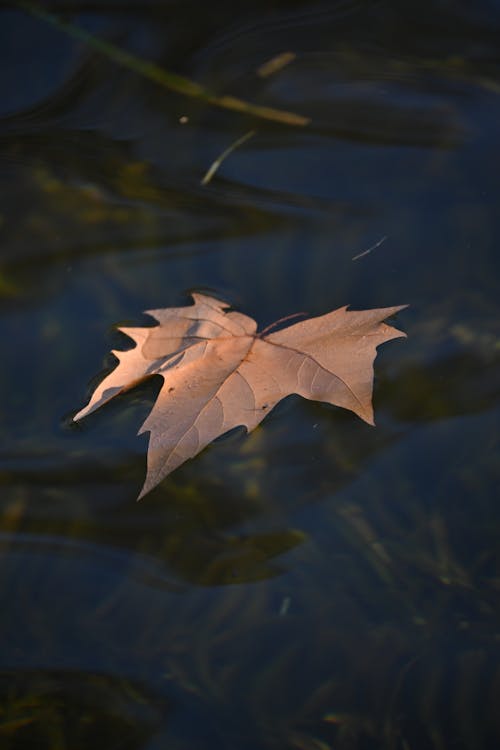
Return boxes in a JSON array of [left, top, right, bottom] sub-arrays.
[[259, 312, 308, 337]]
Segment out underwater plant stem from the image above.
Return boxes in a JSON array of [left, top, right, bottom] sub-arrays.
[[17, 2, 311, 127]]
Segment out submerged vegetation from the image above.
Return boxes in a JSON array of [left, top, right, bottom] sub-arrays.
[[17, 2, 310, 126]]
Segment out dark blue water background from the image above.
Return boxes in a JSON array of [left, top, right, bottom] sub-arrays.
[[1, 2, 499, 748]]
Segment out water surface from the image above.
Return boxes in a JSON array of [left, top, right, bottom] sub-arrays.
[[1, 2, 499, 748]]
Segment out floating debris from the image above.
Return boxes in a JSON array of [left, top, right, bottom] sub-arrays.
[[201, 130, 256, 186], [352, 235, 388, 261], [257, 51, 297, 78]]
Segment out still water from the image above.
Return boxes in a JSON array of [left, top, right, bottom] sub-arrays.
[[1, 1, 499, 748]]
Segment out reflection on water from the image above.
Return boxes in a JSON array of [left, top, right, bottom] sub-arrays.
[[1, 1, 500, 748]]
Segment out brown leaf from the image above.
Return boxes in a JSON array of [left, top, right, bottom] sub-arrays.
[[74, 294, 407, 499]]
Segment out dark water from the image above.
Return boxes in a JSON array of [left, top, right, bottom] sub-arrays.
[[1, 1, 499, 748]]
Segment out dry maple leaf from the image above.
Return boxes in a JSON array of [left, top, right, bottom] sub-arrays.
[[74, 293, 406, 499]]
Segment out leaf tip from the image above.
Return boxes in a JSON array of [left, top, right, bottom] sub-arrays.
[[136, 477, 154, 501], [72, 405, 88, 422], [362, 411, 376, 427]]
